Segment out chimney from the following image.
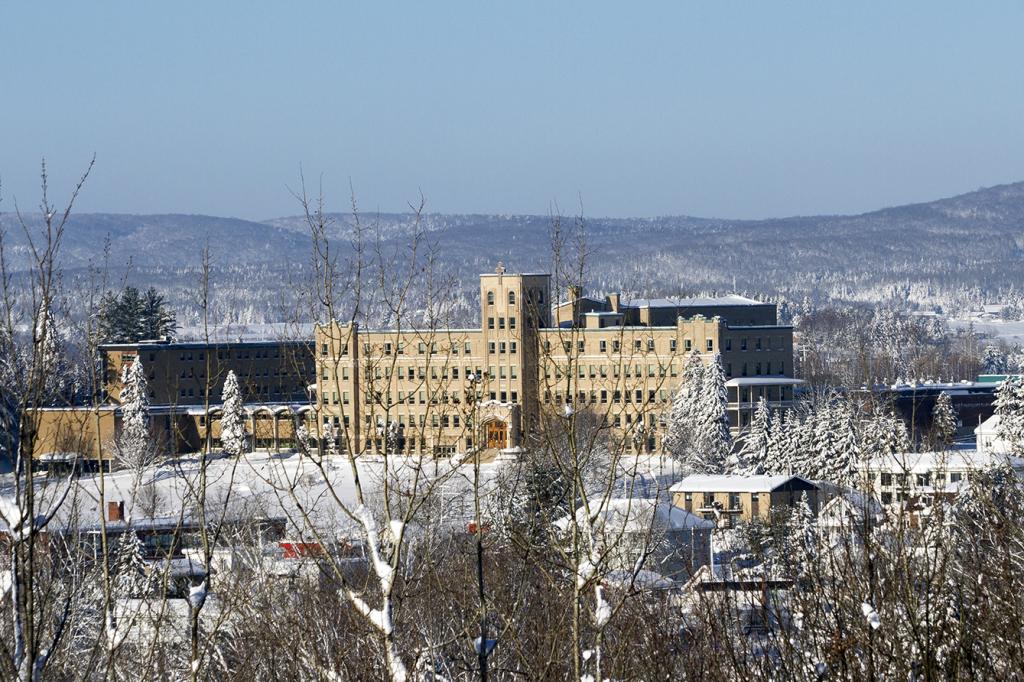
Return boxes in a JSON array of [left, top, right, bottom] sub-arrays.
[[567, 284, 582, 301], [607, 293, 620, 312], [107, 500, 124, 522]]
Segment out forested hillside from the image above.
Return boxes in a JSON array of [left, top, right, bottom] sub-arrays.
[[3, 181, 1023, 327]]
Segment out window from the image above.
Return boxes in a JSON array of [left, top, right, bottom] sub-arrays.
[[578, 340, 585, 353], [510, 317, 516, 330], [755, 338, 762, 351], [634, 340, 642, 351], [684, 339, 692, 351], [487, 291, 495, 305], [729, 492, 740, 510], [670, 339, 677, 352], [950, 472, 962, 483], [880, 473, 892, 486], [740, 338, 748, 351], [706, 339, 714, 351], [881, 492, 892, 504], [703, 492, 714, 507], [508, 291, 515, 305], [510, 342, 517, 354], [612, 340, 620, 352], [320, 343, 328, 356], [488, 318, 495, 330], [489, 342, 496, 354], [725, 338, 732, 351], [499, 342, 507, 354], [600, 340, 607, 353], [647, 338, 655, 351]]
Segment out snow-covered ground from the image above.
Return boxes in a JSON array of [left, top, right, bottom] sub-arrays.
[[949, 316, 1024, 344]]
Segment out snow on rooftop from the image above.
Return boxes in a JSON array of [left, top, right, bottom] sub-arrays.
[[669, 474, 814, 493], [862, 449, 1024, 473], [555, 497, 714, 533], [725, 376, 805, 387], [621, 295, 766, 308]]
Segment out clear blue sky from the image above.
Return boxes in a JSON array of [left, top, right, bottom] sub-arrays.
[[2, 2, 1023, 220]]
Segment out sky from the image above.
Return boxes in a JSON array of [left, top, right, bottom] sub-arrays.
[[2, 2, 1023, 221]]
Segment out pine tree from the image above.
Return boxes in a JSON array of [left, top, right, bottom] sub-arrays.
[[994, 376, 1024, 455], [932, 391, 958, 448], [783, 492, 817, 579], [732, 398, 772, 475], [116, 358, 154, 472], [982, 346, 1009, 375], [97, 285, 177, 343], [112, 529, 152, 597], [763, 409, 791, 475], [140, 287, 178, 340], [695, 354, 731, 473], [663, 350, 705, 467], [219, 370, 248, 456]]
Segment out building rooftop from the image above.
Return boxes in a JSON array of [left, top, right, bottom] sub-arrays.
[[861, 449, 1024, 473], [670, 474, 816, 493], [554, 498, 715, 533], [620, 295, 767, 309]]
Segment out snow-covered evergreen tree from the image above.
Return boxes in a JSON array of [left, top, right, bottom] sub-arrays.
[[932, 391, 958, 448], [219, 370, 248, 456], [663, 350, 705, 467], [112, 529, 151, 597], [116, 358, 154, 472], [695, 354, 731, 473], [763, 409, 791, 475], [994, 376, 1024, 455], [731, 398, 771, 474], [982, 346, 1009, 375]]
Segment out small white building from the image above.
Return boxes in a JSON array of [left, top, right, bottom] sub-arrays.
[[976, 414, 1016, 455], [860, 449, 1024, 505]]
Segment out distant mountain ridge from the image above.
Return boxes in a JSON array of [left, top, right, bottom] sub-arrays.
[[2, 181, 1022, 321]]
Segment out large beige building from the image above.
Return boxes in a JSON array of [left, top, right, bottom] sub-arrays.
[[32, 267, 799, 463], [315, 267, 800, 456]]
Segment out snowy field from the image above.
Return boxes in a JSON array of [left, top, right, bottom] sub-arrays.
[[949, 317, 1024, 344], [6, 451, 686, 538]]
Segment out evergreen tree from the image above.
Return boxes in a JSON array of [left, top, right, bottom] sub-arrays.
[[112, 529, 152, 597], [783, 492, 818, 579], [219, 370, 248, 456], [96, 285, 177, 343], [695, 354, 731, 473], [140, 287, 178, 340], [116, 358, 154, 472], [994, 376, 1024, 455], [982, 346, 1009, 375], [932, 391, 958, 448], [663, 350, 705, 467], [763, 409, 791, 475], [732, 398, 771, 475]]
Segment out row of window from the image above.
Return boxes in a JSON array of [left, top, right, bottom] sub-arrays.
[[544, 388, 671, 406], [546, 363, 675, 380], [320, 341, 476, 357], [486, 288, 545, 306], [316, 332, 787, 359], [877, 471, 963, 487], [177, 366, 296, 380]]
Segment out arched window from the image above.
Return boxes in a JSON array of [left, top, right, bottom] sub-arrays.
[[508, 291, 516, 305], [487, 290, 494, 305]]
